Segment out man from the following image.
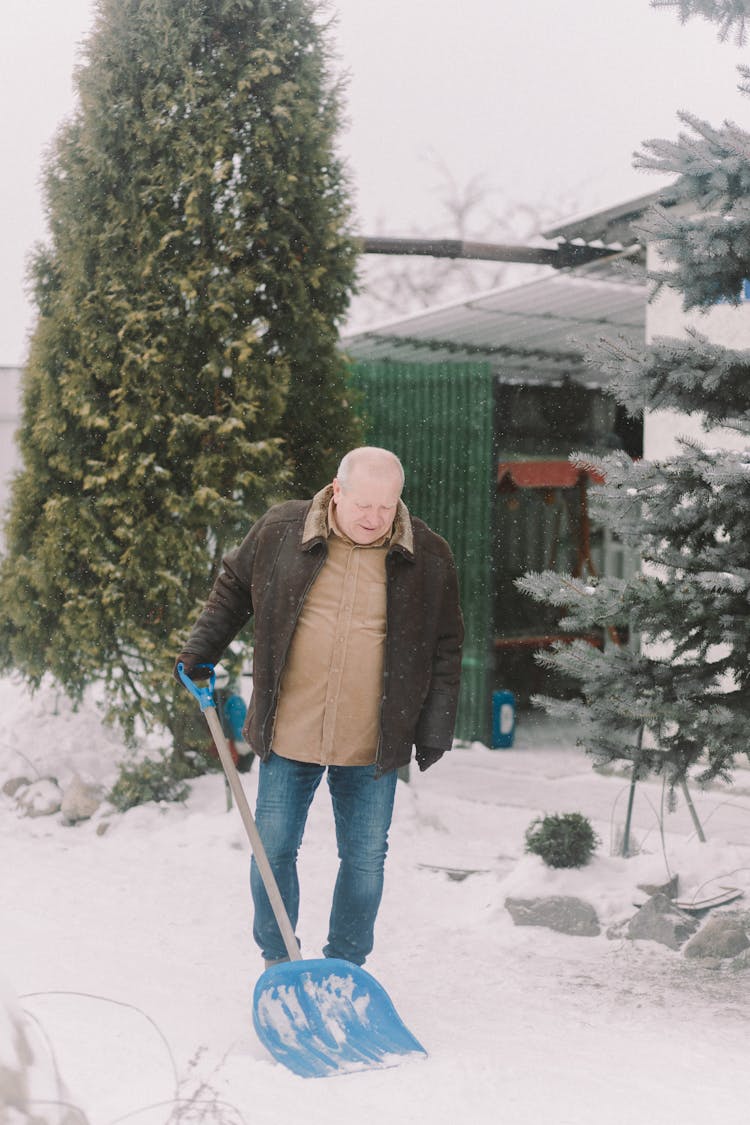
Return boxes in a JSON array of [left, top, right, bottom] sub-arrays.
[[176, 446, 463, 968]]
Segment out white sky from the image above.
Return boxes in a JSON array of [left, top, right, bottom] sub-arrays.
[[1, 0, 747, 365]]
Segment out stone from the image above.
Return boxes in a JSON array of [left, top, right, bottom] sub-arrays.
[[684, 914, 750, 960], [505, 895, 601, 937], [15, 778, 63, 818], [2, 776, 31, 798], [626, 893, 699, 950], [636, 874, 679, 900], [61, 774, 105, 825]]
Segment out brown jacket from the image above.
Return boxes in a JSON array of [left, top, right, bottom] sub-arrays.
[[271, 496, 389, 767], [179, 490, 464, 777]]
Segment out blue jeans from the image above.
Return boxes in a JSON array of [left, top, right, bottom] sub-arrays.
[[250, 753, 399, 966]]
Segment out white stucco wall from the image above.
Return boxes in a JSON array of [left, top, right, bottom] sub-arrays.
[[645, 241, 750, 460], [0, 366, 22, 527]]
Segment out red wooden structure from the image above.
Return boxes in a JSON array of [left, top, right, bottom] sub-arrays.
[[495, 460, 605, 654]]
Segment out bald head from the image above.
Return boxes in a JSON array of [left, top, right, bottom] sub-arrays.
[[336, 447, 404, 491], [332, 447, 404, 545]]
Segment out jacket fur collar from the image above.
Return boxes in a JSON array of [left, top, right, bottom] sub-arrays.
[[301, 485, 414, 556]]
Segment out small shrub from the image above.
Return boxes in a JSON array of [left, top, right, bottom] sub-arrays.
[[524, 812, 599, 869], [109, 754, 192, 812]]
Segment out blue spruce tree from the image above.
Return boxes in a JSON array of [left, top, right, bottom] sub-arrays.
[[519, 0, 750, 830]]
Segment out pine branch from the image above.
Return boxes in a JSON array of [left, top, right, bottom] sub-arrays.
[[651, 0, 750, 44]]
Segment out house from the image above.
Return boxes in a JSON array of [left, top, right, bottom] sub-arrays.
[[344, 195, 664, 739], [345, 186, 750, 740]]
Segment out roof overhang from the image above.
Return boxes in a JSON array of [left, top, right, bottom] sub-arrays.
[[541, 188, 678, 247], [342, 266, 645, 385], [498, 460, 604, 490]]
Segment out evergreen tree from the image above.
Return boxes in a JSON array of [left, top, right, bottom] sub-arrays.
[[0, 0, 360, 745], [652, 0, 750, 44], [519, 2, 750, 791]]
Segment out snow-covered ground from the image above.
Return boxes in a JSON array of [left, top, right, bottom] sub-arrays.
[[3, 673, 750, 1124]]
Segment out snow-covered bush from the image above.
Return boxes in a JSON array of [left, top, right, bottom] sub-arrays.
[[108, 754, 192, 812], [524, 813, 600, 869]]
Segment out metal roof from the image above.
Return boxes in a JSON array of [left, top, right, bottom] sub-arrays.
[[541, 188, 677, 247], [342, 265, 646, 385]]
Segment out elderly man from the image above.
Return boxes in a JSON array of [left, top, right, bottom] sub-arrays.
[[176, 446, 463, 968]]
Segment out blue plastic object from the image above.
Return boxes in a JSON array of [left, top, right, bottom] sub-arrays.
[[176, 662, 216, 711], [253, 958, 427, 1079], [221, 693, 247, 741], [178, 663, 247, 740], [492, 689, 516, 748]]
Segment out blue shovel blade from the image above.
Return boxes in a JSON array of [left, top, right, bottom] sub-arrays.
[[252, 958, 427, 1078]]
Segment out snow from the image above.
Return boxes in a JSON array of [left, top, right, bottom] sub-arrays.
[[3, 674, 750, 1123]]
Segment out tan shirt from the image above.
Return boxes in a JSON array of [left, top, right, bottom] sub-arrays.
[[270, 504, 389, 766]]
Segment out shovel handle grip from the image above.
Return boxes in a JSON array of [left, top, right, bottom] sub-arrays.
[[176, 662, 216, 710]]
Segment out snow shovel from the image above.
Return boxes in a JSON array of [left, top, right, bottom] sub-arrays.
[[177, 663, 427, 1078]]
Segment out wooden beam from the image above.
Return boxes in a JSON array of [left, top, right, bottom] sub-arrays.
[[358, 236, 621, 269], [494, 632, 603, 650]]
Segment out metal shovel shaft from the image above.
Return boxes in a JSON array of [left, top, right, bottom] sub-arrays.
[[202, 706, 302, 962]]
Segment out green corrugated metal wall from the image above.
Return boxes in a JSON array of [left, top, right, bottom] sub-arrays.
[[350, 360, 494, 743]]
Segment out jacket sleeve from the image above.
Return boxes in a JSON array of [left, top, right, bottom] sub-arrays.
[[414, 551, 464, 754], [177, 515, 265, 666]]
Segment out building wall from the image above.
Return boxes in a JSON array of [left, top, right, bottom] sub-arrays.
[[645, 243, 750, 460], [351, 359, 495, 743], [0, 366, 22, 530]]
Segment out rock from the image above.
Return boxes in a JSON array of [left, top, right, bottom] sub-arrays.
[[636, 874, 679, 900], [2, 776, 31, 798], [729, 948, 750, 972], [626, 893, 699, 950], [15, 778, 63, 818], [61, 774, 105, 825], [505, 895, 601, 937], [684, 914, 750, 960]]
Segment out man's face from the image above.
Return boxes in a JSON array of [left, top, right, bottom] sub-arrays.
[[332, 466, 402, 545]]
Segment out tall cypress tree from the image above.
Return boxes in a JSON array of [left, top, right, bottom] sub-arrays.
[[519, 0, 750, 790], [0, 0, 360, 743]]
